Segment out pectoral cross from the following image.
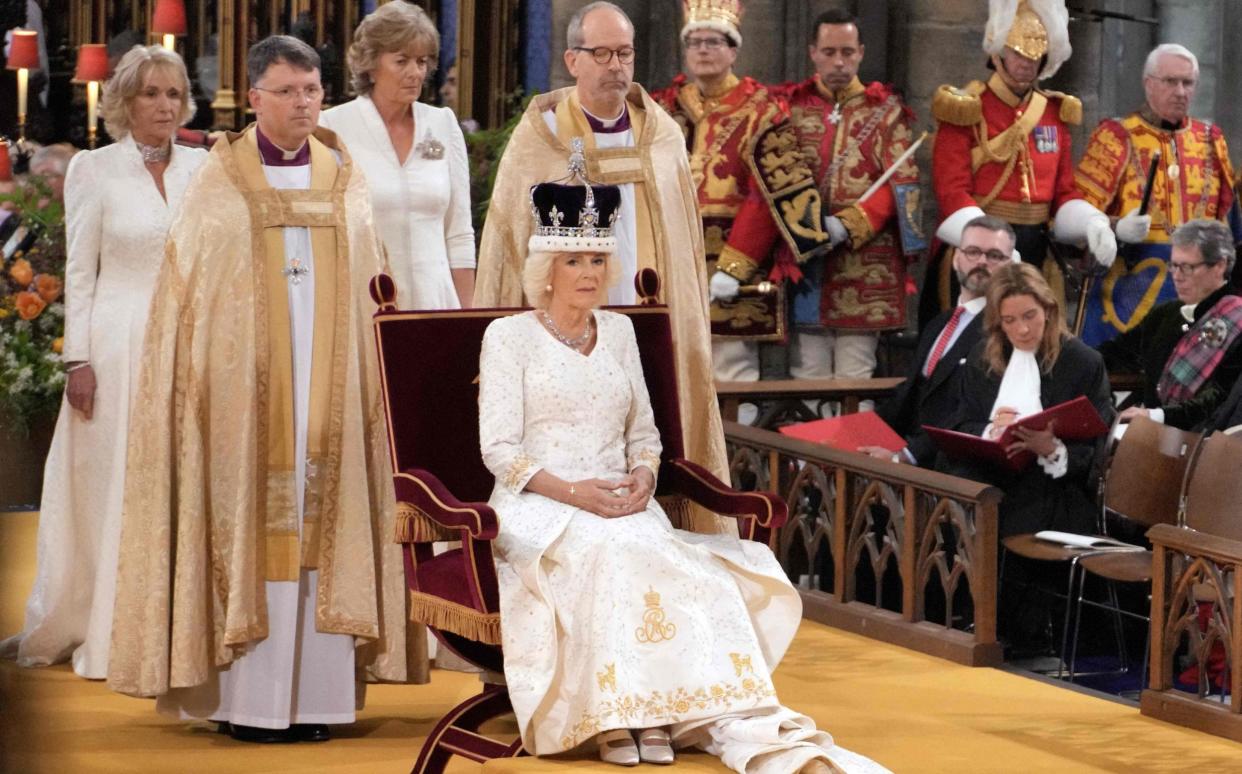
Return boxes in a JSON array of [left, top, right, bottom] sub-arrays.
[[828, 103, 843, 125], [283, 257, 311, 285]]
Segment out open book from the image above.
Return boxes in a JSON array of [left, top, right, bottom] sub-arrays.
[[1033, 530, 1142, 551], [923, 395, 1110, 472]]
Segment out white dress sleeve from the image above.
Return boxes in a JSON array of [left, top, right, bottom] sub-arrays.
[[618, 315, 663, 481], [479, 317, 540, 493], [441, 109, 476, 270], [61, 151, 103, 362]]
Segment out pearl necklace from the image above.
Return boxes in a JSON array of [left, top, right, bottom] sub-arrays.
[[136, 140, 171, 164], [540, 310, 593, 351]]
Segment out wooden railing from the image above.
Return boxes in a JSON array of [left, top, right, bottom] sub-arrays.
[[1143, 525, 1242, 742], [724, 421, 1004, 666]]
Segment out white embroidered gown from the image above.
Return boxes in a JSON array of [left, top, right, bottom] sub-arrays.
[[479, 311, 888, 773], [1, 136, 206, 678]]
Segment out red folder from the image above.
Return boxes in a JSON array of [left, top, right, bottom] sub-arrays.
[[923, 395, 1109, 473], [779, 411, 906, 453]]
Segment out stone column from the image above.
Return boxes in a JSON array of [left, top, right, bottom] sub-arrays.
[[1157, 0, 1223, 122]]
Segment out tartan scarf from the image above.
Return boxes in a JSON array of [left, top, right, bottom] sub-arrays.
[[1157, 294, 1242, 404]]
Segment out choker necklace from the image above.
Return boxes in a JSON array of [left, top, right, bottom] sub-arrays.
[[136, 140, 171, 164], [540, 310, 593, 351]]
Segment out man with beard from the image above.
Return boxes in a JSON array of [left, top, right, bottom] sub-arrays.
[[1075, 44, 1238, 346], [861, 216, 1016, 467]]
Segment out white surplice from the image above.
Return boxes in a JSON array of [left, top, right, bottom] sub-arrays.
[[1, 136, 206, 679], [155, 159, 358, 729], [319, 97, 475, 310], [479, 311, 888, 773]]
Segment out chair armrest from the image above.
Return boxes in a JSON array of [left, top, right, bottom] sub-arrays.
[[393, 469, 499, 541], [663, 458, 788, 530], [1147, 524, 1242, 564]]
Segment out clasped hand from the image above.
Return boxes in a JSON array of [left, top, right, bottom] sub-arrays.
[[569, 467, 655, 518], [989, 406, 1059, 457]]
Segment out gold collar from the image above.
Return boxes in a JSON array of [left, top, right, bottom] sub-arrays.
[[987, 72, 1035, 109], [813, 75, 864, 104], [696, 72, 740, 99]]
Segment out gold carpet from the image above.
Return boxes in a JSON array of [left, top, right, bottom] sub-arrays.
[[3, 511, 1240, 773]]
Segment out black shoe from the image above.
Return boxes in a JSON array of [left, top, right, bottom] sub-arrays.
[[228, 723, 298, 744], [291, 724, 330, 742], [216, 722, 231, 735]]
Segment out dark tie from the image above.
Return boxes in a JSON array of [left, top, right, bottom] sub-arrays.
[[924, 306, 966, 378]]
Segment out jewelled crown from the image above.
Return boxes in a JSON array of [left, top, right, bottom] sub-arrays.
[[528, 138, 622, 253], [682, 0, 744, 46]]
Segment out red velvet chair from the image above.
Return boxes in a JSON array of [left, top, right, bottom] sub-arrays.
[[369, 269, 787, 774]]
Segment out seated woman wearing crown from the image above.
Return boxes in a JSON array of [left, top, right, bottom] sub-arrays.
[[477, 179, 887, 773]]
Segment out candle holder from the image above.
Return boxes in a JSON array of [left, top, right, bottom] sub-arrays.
[[5, 29, 40, 143], [73, 44, 109, 149], [152, 0, 188, 52]]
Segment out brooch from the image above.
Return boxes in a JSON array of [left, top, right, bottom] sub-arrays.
[[415, 136, 445, 160], [1200, 318, 1229, 348]]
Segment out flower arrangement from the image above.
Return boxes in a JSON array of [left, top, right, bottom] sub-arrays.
[[0, 174, 67, 434]]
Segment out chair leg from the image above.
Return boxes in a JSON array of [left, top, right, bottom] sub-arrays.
[[1056, 557, 1081, 679], [1068, 564, 1088, 682], [412, 683, 525, 774], [1106, 581, 1130, 677]]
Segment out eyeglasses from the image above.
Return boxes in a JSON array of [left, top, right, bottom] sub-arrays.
[[1151, 76, 1197, 90], [1170, 260, 1208, 276], [684, 36, 728, 50], [959, 246, 1011, 264], [572, 46, 636, 65], [254, 85, 325, 103]]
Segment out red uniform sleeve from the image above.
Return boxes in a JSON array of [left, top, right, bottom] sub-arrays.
[[932, 121, 981, 218], [1051, 120, 1083, 211]]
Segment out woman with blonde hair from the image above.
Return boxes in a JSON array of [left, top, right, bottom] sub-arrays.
[[320, 0, 475, 310], [477, 178, 887, 773], [0, 45, 206, 679]]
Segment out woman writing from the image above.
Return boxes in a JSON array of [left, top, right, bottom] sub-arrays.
[[477, 178, 887, 773], [320, 0, 474, 309], [953, 262, 1114, 538]]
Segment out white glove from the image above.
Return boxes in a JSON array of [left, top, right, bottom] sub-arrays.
[[935, 205, 986, 247], [709, 271, 741, 303], [1086, 214, 1117, 269], [823, 215, 849, 248], [1115, 210, 1152, 243]]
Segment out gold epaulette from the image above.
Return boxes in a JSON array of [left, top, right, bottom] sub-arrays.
[[932, 81, 986, 126], [1041, 90, 1083, 126]]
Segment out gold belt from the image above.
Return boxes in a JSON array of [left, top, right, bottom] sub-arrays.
[[983, 200, 1051, 226]]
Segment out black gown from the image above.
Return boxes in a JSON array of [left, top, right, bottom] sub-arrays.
[[951, 336, 1115, 538]]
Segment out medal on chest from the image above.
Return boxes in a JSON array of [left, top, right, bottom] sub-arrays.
[[283, 257, 311, 285], [828, 103, 842, 125], [1033, 125, 1059, 154]]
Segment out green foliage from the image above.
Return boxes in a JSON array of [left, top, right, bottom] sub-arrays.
[[465, 92, 536, 237]]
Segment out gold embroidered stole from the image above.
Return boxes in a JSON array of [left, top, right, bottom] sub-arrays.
[[234, 130, 340, 581], [553, 92, 659, 279]]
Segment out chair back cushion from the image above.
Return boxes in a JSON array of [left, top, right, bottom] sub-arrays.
[[1184, 430, 1242, 541], [1102, 416, 1199, 529], [373, 305, 686, 502]]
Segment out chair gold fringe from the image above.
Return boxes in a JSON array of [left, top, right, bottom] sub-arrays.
[[394, 502, 457, 543], [408, 590, 502, 645], [657, 495, 693, 530]]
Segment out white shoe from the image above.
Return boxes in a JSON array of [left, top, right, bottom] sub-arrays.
[[597, 729, 639, 767], [637, 727, 675, 765]]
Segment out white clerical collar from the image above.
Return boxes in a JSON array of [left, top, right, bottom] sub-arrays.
[[580, 103, 629, 131]]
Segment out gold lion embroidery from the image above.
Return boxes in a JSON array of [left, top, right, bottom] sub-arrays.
[[636, 587, 677, 644], [597, 663, 617, 693], [729, 652, 754, 677]]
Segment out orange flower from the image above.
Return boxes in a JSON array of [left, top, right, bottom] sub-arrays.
[[14, 290, 46, 320], [52, 337, 63, 353], [8, 258, 33, 286], [35, 273, 62, 303]]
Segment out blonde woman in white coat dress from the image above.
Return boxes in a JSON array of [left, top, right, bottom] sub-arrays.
[[319, 0, 475, 310], [1, 46, 206, 678]]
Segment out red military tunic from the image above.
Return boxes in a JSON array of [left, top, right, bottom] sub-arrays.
[[652, 74, 785, 339], [932, 72, 1082, 230], [722, 76, 923, 331]]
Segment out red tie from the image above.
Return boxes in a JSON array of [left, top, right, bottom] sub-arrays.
[[924, 306, 966, 378]]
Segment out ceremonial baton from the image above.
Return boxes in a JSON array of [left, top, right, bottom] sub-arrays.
[[739, 281, 778, 294], [1117, 149, 1161, 268], [1075, 150, 1160, 335], [855, 131, 928, 205]]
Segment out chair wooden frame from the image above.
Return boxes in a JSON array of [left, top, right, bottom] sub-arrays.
[[369, 271, 788, 773]]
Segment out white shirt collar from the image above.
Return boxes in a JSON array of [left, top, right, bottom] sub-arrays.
[[958, 296, 987, 316]]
